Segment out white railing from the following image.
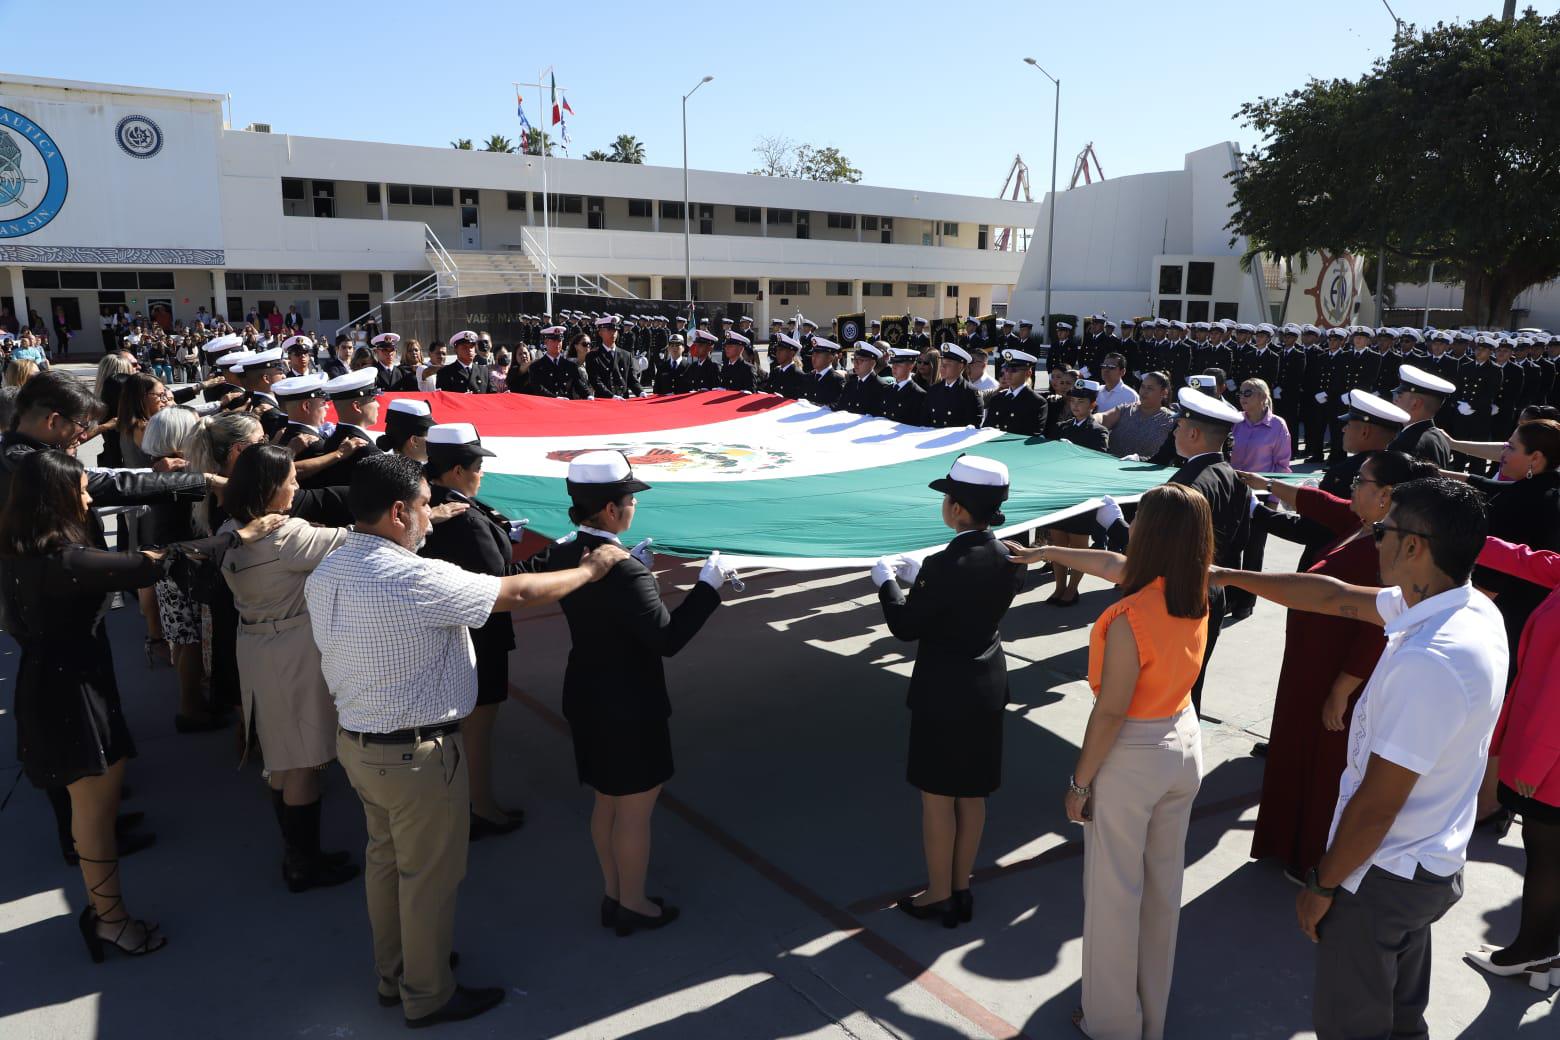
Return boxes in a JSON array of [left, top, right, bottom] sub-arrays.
[[518, 226, 638, 299], [335, 269, 440, 338], [424, 226, 460, 298]]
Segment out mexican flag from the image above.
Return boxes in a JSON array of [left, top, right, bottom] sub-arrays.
[[361, 391, 1174, 570]]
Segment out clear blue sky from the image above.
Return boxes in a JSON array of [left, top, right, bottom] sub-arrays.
[[4, 0, 1488, 198]]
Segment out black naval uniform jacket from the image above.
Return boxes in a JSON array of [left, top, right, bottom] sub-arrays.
[[833, 373, 890, 416], [1459, 359, 1501, 438], [981, 385, 1047, 436], [1387, 419, 1453, 469], [681, 357, 723, 392], [1328, 348, 1382, 402], [719, 359, 758, 392], [372, 360, 399, 393], [802, 367, 845, 406], [1056, 416, 1111, 453], [1232, 348, 1281, 401], [651, 357, 688, 395], [1275, 347, 1308, 412], [879, 529, 1025, 719], [882, 378, 929, 426], [301, 423, 382, 489], [585, 347, 640, 398], [1105, 452, 1249, 571], [544, 530, 721, 726], [763, 363, 808, 399], [523, 353, 589, 399], [420, 485, 523, 665], [277, 421, 328, 460], [924, 378, 984, 428], [434, 360, 492, 394]]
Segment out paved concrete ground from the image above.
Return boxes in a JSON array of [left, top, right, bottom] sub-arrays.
[[0, 405, 1553, 1038]]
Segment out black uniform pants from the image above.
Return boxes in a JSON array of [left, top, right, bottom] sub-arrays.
[[1191, 585, 1224, 716], [1276, 401, 1303, 457], [1304, 401, 1333, 461]]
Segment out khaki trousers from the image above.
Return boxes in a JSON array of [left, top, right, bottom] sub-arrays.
[[1081, 708, 1202, 1040], [337, 729, 469, 1020]]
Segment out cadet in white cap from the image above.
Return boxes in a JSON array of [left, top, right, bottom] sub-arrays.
[[1312, 388, 1411, 498], [719, 332, 757, 391], [802, 337, 846, 406], [871, 454, 1023, 927], [925, 343, 983, 428], [763, 333, 807, 399], [378, 399, 436, 460], [527, 326, 589, 399], [539, 449, 727, 936], [1388, 365, 1456, 467], [234, 348, 289, 437], [366, 332, 402, 391], [1099, 387, 1249, 714], [417, 422, 538, 840], [585, 318, 642, 399], [833, 341, 891, 416], [302, 369, 383, 489], [433, 331, 492, 395], [982, 349, 1046, 436], [272, 372, 333, 459], [1051, 319, 1083, 370]]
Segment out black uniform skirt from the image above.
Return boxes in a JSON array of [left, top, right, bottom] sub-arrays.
[[570, 717, 674, 797], [15, 631, 137, 789], [1498, 781, 1560, 825], [907, 709, 1003, 798], [474, 644, 510, 707]]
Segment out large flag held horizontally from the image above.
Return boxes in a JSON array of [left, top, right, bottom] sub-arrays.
[[358, 392, 1175, 569]]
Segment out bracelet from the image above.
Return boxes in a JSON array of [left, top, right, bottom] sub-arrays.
[[1266, 478, 1275, 494], [1068, 775, 1092, 798], [1304, 867, 1338, 898]]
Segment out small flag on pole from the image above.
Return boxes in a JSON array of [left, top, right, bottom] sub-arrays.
[[562, 91, 575, 117], [550, 71, 562, 125], [516, 92, 532, 136]]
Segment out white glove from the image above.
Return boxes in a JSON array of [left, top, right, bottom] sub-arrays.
[[1273, 386, 1282, 400], [630, 537, 654, 569], [1247, 490, 1260, 516], [1095, 494, 1125, 529], [507, 518, 529, 544], [698, 550, 728, 590], [1079, 366, 1092, 379], [1225, 379, 1237, 392], [894, 555, 923, 584], [870, 554, 900, 588], [1491, 403, 1500, 416], [1457, 400, 1474, 416], [634, 355, 649, 373], [1122, 453, 1146, 462], [1314, 391, 1328, 404]]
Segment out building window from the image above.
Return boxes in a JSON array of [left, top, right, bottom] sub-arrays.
[[941, 222, 960, 236], [945, 284, 960, 298], [826, 212, 856, 229], [559, 195, 582, 214], [318, 299, 341, 321], [628, 198, 652, 218], [769, 280, 810, 296], [1158, 264, 1183, 295], [224, 272, 244, 290], [281, 178, 306, 201], [1213, 302, 1240, 322], [907, 283, 932, 298], [368, 273, 383, 293], [826, 281, 852, 296], [366, 183, 380, 204], [1157, 299, 1183, 320], [101, 271, 138, 290], [506, 191, 527, 211], [863, 282, 894, 297], [734, 206, 761, 223], [393, 273, 421, 294], [347, 293, 369, 317], [388, 184, 411, 205], [767, 208, 794, 224], [60, 270, 97, 289], [459, 188, 478, 206], [432, 187, 454, 207], [277, 273, 311, 292], [139, 271, 176, 290], [660, 200, 685, 220], [311, 273, 342, 291], [732, 279, 760, 295], [22, 270, 57, 289], [1186, 261, 1215, 296], [862, 216, 879, 231], [1184, 300, 1210, 322]]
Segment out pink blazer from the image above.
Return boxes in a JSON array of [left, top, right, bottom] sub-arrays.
[[1479, 537, 1560, 807]]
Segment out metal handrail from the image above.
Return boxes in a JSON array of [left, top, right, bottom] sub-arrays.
[[334, 271, 438, 338]]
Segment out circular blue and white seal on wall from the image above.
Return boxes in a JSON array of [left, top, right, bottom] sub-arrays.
[[115, 114, 163, 158], [0, 106, 68, 239]]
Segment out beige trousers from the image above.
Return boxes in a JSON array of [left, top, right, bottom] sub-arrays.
[[337, 729, 469, 1021], [1081, 708, 1202, 1040]]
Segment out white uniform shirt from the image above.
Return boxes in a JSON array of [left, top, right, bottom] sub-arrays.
[[1328, 584, 1506, 893], [305, 531, 501, 732], [1096, 381, 1140, 413]]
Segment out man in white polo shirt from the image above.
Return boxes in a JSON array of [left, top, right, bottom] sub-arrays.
[[1215, 477, 1505, 1040]]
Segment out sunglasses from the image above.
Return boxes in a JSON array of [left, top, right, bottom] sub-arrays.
[[1101, 364, 1121, 370], [1239, 389, 1259, 397], [1350, 475, 1384, 490], [1371, 521, 1434, 543]]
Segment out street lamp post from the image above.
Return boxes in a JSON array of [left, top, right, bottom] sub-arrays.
[[682, 76, 713, 325], [1024, 58, 1060, 344]]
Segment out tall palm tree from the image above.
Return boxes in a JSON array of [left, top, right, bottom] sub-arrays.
[[581, 149, 612, 162], [450, 137, 474, 150], [483, 134, 515, 153], [523, 129, 554, 156], [609, 134, 646, 164]]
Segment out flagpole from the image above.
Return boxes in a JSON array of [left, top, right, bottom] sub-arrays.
[[539, 68, 554, 319]]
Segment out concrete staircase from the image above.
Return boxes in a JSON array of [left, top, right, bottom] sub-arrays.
[[432, 248, 544, 296]]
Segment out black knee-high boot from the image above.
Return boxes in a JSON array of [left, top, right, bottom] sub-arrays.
[[279, 799, 359, 893]]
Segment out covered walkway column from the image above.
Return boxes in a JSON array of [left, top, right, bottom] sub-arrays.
[[8, 267, 28, 336], [650, 274, 664, 301]]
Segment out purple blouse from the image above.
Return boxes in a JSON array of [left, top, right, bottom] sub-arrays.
[[1231, 412, 1292, 475]]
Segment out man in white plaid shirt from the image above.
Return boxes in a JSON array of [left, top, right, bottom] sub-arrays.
[[306, 453, 623, 1028]]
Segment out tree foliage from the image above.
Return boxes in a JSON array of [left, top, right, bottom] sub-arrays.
[[522, 129, 553, 156], [609, 134, 646, 164], [749, 135, 863, 183], [482, 134, 515, 153], [450, 138, 473, 150], [581, 149, 611, 161], [1228, 12, 1560, 326]]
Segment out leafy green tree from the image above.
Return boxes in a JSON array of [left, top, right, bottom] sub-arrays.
[[749, 136, 863, 183], [450, 138, 474, 150], [482, 134, 515, 153], [1229, 12, 1560, 327], [581, 149, 612, 161], [609, 134, 646, 164], [523, 129, 554, 156]]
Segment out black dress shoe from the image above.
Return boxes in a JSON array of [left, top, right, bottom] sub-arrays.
[[615, 902, 680, 937], [954, 889, 973, 923], [1250, 742, 1269, 758], [895, 895, 959, 928], [379, 954, 461, 1006], [600, 895, 662, 928], [406, 985, 504, 1028], [283, 853, 360, 894], [469, 812, 524, 842]]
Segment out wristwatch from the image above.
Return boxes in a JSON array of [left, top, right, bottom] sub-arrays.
[[1265, 478, 1275, 494], [1304, 867, 1338, 898], [1068, 775, 1092, 798]]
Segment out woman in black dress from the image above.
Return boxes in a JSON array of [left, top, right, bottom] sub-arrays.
[[1046, 379, 1111, 606], [544, 450, 724, 935], [0, 450, 281, 961], [874, 455, 1025, 926]]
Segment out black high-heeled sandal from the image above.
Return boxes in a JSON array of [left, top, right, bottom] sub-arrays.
[[896, 895, 959, 928], [75, 855, 167, 962]]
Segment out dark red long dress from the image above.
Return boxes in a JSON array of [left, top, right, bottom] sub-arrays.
[[1250, 488, 1386, 871]]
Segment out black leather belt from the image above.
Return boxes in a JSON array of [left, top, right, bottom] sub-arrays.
[[340, 721, 461, 745]]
